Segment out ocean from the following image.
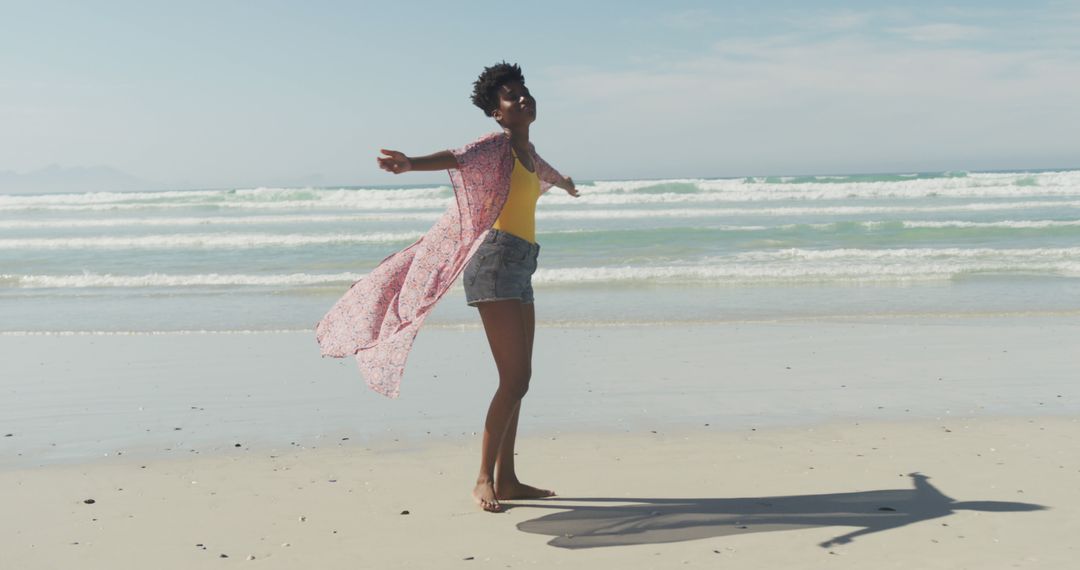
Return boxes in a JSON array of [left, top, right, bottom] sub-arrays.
[[3, 169, 1080, 334]]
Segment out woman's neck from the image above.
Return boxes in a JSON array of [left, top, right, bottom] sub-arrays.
[[503, 126, 530, 148]]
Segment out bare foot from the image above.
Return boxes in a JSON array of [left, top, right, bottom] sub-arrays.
[[472, 480, 502, 512], [495, 480, 556, 500]]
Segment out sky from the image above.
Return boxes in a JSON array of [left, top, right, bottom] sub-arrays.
[[2, 0, 1079, 191]]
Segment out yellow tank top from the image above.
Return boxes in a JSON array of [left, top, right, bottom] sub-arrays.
[[492, 150, 541, 243]]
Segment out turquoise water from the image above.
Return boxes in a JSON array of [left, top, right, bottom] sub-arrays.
[[2, 169, 1079, 332]]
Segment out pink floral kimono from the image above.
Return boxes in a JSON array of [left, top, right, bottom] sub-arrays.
[[315, 132, 565, 397]]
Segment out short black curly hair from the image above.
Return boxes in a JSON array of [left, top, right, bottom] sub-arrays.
[[470, 61, 525, 117]]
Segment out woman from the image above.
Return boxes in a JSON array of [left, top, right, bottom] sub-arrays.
[[316, 62, 578, 512]]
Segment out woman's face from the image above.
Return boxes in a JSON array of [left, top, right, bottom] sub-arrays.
[[493, 80, 536, 127]]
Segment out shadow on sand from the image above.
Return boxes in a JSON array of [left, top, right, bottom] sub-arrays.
[[514, 473, 1045, 549]]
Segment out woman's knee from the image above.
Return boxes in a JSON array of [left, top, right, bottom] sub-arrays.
[[499, 370, 531, 400]]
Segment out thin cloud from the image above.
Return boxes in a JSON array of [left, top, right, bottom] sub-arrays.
[[543, 33, 1080, 176], [780, 8, 879, 33], [820, 10, 872, 31], [659, 9, 719, 30], [890, 23, 986, 43]]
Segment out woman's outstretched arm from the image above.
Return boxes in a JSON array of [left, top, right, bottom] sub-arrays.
[[534, 152, 579, 197], [551, 176, 579, 197], [377, 149, 458, 174]]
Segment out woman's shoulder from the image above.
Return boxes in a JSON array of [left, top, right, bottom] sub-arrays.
[[471, 131, 510, 147], [453, 131, 510, 164]]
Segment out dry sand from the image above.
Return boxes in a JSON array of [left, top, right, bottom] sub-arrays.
[[2, 417, 1077, 569]]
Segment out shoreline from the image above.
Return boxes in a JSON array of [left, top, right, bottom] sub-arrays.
[[3, 305, 1080, 335], [2, 317, 1077, 470], [5, 411, 1077, 473]]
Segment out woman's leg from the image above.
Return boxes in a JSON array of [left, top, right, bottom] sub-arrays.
[[494, 302, 554, 499], [473, 299, 532, 512]]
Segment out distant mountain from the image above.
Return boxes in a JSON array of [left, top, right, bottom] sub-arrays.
[[0, 164, 155, 194]]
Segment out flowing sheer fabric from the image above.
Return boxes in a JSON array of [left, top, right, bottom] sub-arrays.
[[315, 132, 564, 397]]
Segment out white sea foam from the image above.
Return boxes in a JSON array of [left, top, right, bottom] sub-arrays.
[[0, 186, 451, 206], [538, 201, 1080, 218], [3, 170, 1078, 212], [579, 179, 702, 193], [8, 248, 1079, 289], [10, 170, 1070, 208], [732, 246, 1080, 262], [577, 170, 1080, 193], [699, 170, 1080, 193], [6, 201, 1078, 229], [0, 197, 455, 212], [1, 272, 364, 288], [536, 261, 1080, 284], [9, 188, 1080, 211], [3, 217, 1075, 242], [0, 213, 443, 229], [898, 220, 1080, 229], [0, 232, 424, 250], [545, 187, 1080, 205], [0, 186, 454, 212], [0, 329, 311, 336]]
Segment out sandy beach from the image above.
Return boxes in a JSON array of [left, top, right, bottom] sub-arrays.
[[2, 318, 1078, 568], [7, 2, 1080, 567]]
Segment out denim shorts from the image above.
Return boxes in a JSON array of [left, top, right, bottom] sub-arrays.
[[463, 229, 540, 306]]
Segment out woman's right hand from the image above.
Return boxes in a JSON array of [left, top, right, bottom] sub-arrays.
[[377, 149, 412, 174]]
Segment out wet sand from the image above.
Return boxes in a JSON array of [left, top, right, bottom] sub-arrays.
[[1, 318, 1077, 568]]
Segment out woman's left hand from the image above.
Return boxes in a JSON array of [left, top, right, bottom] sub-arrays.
[[560, 177, 579, 197]]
